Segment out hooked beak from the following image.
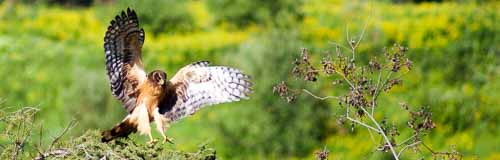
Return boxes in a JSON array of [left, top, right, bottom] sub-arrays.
[[158, 79, 165, 85]]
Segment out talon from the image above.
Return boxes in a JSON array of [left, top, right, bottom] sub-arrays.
[[148, 139, 158, 144], [163, 137, 174, 144]]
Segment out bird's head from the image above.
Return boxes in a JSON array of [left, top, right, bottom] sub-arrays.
[[148, 70, 167, 86]]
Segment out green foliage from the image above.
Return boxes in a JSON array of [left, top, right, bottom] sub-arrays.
[[0, 107, 216, 160], [0, 107, 38, 159], [0, 0, 498, 159], [57, 131, 216, 159], [115, 0, 197, 35], [205, 0, 303, 27]]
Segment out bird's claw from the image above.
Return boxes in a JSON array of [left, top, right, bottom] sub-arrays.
[[163, 137, 174, 144], [147, 139, 158, 145]]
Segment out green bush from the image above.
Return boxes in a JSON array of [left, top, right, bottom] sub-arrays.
[[0, 107, 216, 160]]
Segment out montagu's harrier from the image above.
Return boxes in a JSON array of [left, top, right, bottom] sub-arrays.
[[101, 8, 252, 143]]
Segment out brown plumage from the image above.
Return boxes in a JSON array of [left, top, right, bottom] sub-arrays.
[[101, 8, 252, 143], [102, 71, 166, 142], [101, 116, 137, 142]]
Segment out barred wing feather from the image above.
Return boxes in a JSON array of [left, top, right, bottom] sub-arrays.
[[159, 61, 252, 122], [104, 8, 146, 113]]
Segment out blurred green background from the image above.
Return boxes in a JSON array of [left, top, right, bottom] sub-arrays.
[[0, 0, 498, 159]]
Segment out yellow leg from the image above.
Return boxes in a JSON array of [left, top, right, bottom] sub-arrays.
[[148, 132, 156, 144], [154, 111, 174, 144]]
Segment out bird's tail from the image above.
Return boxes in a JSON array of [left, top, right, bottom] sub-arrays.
[[101, 116, 137, 142]]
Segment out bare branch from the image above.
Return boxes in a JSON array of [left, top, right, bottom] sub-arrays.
[[302, 89, 341, 100], [371, 69, 384, 115], [367, 127, 377, 145], [371, 71, 393, 106], [48, 119, 78, 151], [34, 149, 71, 160], [353, 2, 373, 51], [345, 116, 380, 133], [327, 41, 351, 51], [36, 124, 45, 156], [397, 135, 416, 146], [334, 70, 356, 90], [359, 106, 399, 160], [397, 141, 421, 158]]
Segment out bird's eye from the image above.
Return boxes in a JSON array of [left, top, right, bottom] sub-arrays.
[[154, 73, 160, 80]]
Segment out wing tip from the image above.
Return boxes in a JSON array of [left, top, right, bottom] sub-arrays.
[[104, 7, 144, 50], [191, 61, 210, 67], [109, 8, 140, 28]]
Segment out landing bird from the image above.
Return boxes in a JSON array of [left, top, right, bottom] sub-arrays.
[[101, 8, 252, 143]]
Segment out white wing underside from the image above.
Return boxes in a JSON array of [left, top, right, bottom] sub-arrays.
[[163, 62, 252, 123], [185, 67, 247, 113]]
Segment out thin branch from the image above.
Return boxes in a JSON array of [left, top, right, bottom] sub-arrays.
[[48, 119, 78, 151], [345, 116, 380, 133], [397, 141, 421, 158], [359, 106, 399, 160], [36, 119, 77, 160], [366, 127, 377, 145], [421, 142, 435, 154], [302, 89, 341, 100], [34, 149, 71, 160], [335, 70, 356, 90], [11, 108, 37, 160], [353, 2, 373, 51], [371, 69, 410, 115], [371, 69, 384, 115], [346, 24, 350, 49], [421, 142, 462, 158], [372, 71, 393, 105], [327, 41, 351, 51], [36, 123, 44, 156], [397, 134, 416, 146], [392, 70, 411, 81], [343, 101, 381, 134]]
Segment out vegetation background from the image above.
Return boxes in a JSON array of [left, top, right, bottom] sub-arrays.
[[0, 0, 498, 159]]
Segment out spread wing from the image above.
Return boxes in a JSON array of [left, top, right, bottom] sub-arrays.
[[158, 61, 252, 122], [104, 8, 147, 113]]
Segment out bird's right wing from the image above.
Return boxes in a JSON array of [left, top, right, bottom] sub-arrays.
[[104, 8, 147, 113]]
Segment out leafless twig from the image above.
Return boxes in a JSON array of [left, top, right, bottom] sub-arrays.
[[36, 119, 78, 160], [48, 119, 78, 151], [302, 89, 340, 100]]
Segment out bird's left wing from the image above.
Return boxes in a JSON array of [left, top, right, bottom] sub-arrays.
[[158, 61, 252, 122]]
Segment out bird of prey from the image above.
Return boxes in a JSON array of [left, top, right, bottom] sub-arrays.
[[101, 8, 252, 143]]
